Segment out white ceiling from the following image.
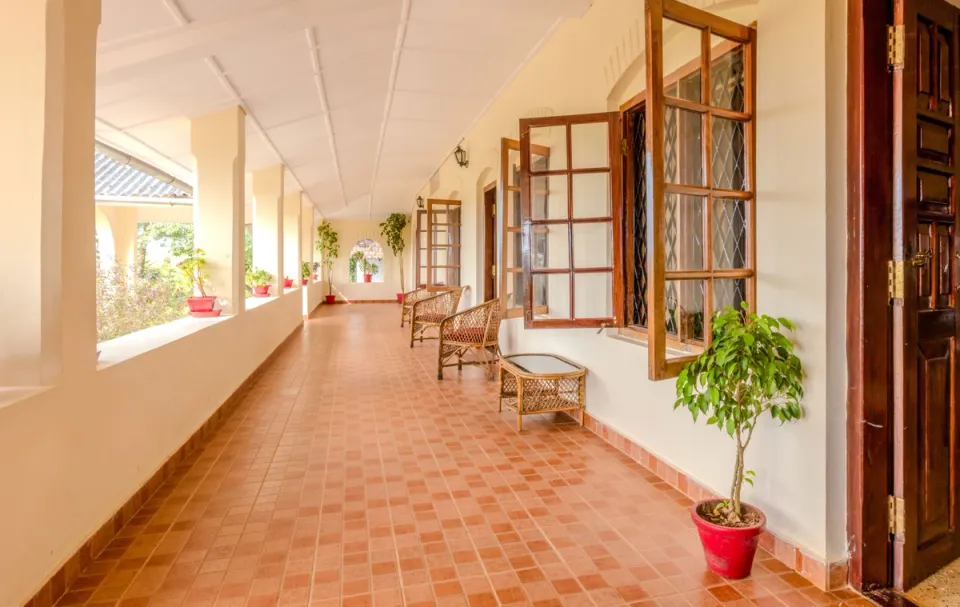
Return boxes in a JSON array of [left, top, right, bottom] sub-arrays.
[[94, 0, 592, 219]]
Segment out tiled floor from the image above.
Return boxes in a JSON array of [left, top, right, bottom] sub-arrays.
[[55, 304, 869, 607], [905, 557, 960, 607]]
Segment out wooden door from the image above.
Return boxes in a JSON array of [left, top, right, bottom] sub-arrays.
[[483, 185, 497, 302], [893, 0, 960, 590]]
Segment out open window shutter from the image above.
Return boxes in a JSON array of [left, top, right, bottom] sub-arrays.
[[519, 113, 623, 329], [425, 199, 462, 291]]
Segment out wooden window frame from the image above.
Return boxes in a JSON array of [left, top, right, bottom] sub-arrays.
[[414, 209, 427, 288], [519, 113, 623, 329], [638, 0, 757, 380], [425, 198, 462, 292]]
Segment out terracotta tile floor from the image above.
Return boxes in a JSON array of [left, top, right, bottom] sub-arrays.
[[55, 304, 869, 607]]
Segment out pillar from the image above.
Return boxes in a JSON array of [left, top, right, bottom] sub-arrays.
[[300, 201, 315, 278], [100, 207, 139, 268], [283, 192, 302, 289], [0, 0, 101, 385], [252, 166, 284, 295], [191, 106, 246, 314]]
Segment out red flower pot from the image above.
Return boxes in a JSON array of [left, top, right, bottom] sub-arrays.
[[363, 274, 372, 283], [302, 278, 309, 285], [325, 294, 336, 304], [691, 500, 766, 579], [312, 274, 318, 280], [283, 278, 294, 288], [253, 285, 271, 297], [186, 296, 221, 317], [396, 293, 404, 303]]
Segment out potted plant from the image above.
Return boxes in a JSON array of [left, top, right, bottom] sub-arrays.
[[283, 276, 294, 289], [379, 213, 409, 302], [675, 304, 803, 580], [316, 220, 339, 304], [246, 268, 273, 297], [179, 248, 221, 318], [312, 262, 320, 281], [362, 259, 378, 283], [301, 262, 312, 285], [348, 250, 364, 283]]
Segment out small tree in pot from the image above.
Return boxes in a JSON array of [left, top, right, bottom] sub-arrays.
[[179, 248, 221, 317], [675, 303, 803, 579], [246, 268, 273, 297], [379, 213, 409, 302], [362, 259, 379, 283], [316, 221, 339, 304]]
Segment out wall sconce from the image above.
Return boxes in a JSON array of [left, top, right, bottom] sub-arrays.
[[416, 196, 424, 209], [454, 141, 469, 168]]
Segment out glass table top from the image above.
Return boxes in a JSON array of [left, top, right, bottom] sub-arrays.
[[504, 354, 581, 375]]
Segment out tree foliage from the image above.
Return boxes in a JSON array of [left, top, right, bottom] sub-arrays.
[[674, 304, 804, 524], [97, 264, 186, 342], [379, 213, 408, 290], [316, 221, 339, 295]]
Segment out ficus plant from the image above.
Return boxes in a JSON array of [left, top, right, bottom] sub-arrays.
[[675, 303, 804, 525], [379, 213, 409, 290], [177, 248, 211, 297], [315, 221, 340, 296]]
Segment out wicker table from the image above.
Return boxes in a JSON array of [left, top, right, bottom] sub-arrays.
[[498, 353, 586, 431]]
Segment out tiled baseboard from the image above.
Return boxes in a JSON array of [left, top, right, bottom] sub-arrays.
[[583, 412, 849, 591], [327, 299, 399, 304], [23, 327, 302, 607]]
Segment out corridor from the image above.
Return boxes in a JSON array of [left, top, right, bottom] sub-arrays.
[[54, 306, 860, 607]]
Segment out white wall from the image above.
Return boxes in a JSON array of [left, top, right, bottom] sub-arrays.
[[327, 219, 413, 302], [0, 295, 303, 606], [416, 0, 846, 563]]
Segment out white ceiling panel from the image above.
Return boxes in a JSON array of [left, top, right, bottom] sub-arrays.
[[395, 49, 519, 95], [177, 0, 281, 24], [99, 0, 180, 45], [215, 36, 314, 97]]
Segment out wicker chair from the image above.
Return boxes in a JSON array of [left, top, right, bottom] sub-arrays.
[[400, 288, 432, 328], [409, 288, 463, 348], [437, 299, 502, 380]]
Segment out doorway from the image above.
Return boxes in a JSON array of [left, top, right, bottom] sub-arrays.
[[483, 183, 497, 302], [849, 0, 960, 597]]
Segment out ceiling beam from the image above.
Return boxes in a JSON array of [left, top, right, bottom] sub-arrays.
[[367, 0, 411, 219], [305, 27, 347, 209]]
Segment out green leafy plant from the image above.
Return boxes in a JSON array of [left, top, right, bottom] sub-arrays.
[[315, 221, 339, 295], [674, 304, 804, 525], [349, 250, 364, 283], [302, 262, 312, 279], [379, 213, 408, 290], [246, 267, 272, 288], [363, 260, 379, 276], [177, 248, 211, 297]]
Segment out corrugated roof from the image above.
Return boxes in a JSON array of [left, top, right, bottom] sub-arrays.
[[94, 151, 190, 199]]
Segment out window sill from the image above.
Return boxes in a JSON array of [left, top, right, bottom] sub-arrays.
[[97, 315, 229, 369], [0, 386, 50, 411]]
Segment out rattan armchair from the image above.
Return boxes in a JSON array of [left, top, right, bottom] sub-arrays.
[[409, 287, 463, 348], [437, 299, 502, 380], [400, 287, 432, 328]]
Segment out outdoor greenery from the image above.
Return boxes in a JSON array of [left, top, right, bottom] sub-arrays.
[[96, 263, 187, 343], [316, 221, 339, 295], [379, 213, 408, 291], [674, 304, 804, 525]]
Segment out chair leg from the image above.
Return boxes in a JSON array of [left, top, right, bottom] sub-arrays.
[[437, 341, 444, 380]]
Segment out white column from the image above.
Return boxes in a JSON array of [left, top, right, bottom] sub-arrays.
[[100, 206, 139, 269], [191, 106, 246, 314], [252, 166, 284, 295], [0, 0, 101, 384], [283, 192, 302, 289]]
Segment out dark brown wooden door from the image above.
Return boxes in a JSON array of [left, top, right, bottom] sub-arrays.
[[893, 0, 960, 590], [483, 186, 497, 302]]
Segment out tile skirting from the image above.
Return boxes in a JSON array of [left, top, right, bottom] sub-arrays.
[[23, 325, 302, 607], [582, 412, 849, 592], [327, 299, 399, 304]]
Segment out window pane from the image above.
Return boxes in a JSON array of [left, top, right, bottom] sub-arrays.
[[430, 228, 460, 246], [665, 194, 704, 271], [508, 189, 522, 226], [507, 232, 523, 269], [532, 175, 568, 220], [571, 122, 610, 169], [532, 225, 569, 270], [529, 125, 567, 170], [665, 279, 704, 342], [431, 268, 460, 287], [507, 147, 521, 187], [572, 172, 611, 218], [711, 39, 745, 112], [506, 270, 524, 309], [714, 278, 747, 313], [575, 272, 613, 318], [631, 107, 648, 328], [533, 273, 570, 319], [713, 198, 747, 269], [712, 117, 746, 190], [664, 20, 703, 103], [430, 245, 460, 269], [665, 107, 704, 186], [573, 222, 612, 268]]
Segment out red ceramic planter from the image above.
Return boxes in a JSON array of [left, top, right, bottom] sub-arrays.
[[283, 278, 294, 288], [312, 274, 318, 280], [253, 285, 271, 297], [691, 500, 766, 579], [186, 296, 221, 318], [325, 294, 336, 304], [363, 274, 372, 283], [302, 278, 309, 285], [396, 293, 403, 303]]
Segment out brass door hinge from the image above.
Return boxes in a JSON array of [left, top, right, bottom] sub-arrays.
[[888, 259, 904, 300], [888, 25, 905, 70], [491, 264, 497, 277], [621, 138, 628, 156], [491, 204, 496, 216], [888, 495, 905, 540]]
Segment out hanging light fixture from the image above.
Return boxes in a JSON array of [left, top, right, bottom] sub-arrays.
[[454, 141, 469, 168], [416, 196, 424, 209]]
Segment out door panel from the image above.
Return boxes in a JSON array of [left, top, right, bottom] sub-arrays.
[[894, 0, 960, 590]]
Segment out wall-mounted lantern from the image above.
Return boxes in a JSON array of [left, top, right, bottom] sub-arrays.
[[416, 196, 424, 209], [454, 141, 469, 168]]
